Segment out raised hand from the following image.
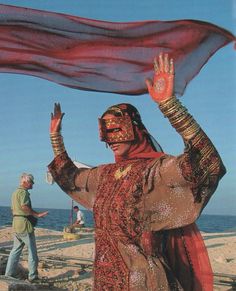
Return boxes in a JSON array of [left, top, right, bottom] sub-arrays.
[[146, 53, 174, 103], [50, 103, 65, 134]]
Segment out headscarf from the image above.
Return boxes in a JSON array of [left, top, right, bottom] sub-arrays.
[[100, 103, 164, 162]]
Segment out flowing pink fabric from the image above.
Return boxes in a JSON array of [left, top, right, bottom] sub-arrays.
[[0, 4, 235, 95]]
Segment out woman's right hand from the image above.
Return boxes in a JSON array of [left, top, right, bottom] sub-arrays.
[[145, 53, 174, 103], [50, 103, 65, 134]]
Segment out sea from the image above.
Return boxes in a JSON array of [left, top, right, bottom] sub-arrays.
[[0, 206, 236, 233]]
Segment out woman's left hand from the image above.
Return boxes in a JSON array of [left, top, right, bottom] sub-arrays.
[[146, 53, 175, 103], [50, 102, 65, 134]]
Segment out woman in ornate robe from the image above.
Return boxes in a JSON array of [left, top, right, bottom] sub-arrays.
[[48, 53, 226, 290]]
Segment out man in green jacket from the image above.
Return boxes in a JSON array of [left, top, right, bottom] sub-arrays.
[[5, 173, 48, 282]]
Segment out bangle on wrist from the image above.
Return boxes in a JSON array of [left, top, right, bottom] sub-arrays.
[[50, 132, 65, 156], [159, 96, 200, 139]]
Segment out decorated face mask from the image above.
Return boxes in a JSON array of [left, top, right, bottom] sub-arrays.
[[98, 115, 135, 143]]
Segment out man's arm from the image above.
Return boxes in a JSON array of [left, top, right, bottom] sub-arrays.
[[72, 220, 80, 226], [21, 204, 48, 218]]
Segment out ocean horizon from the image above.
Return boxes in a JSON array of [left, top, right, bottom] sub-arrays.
[[1, 206, 236, 233]]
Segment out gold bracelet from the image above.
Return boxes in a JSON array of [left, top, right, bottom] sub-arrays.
[[50, 133, 66, 156], [181, 123, 200, 139], [170, 114, 193, 127], [50, 132, 61, 137], [191, 131, 205, 146], [174, 118, 195, 132], [159, 96, 177, 109], [160, 101, 180, 116], [159, 96, 200, 140], [50, 138, 63, 144]]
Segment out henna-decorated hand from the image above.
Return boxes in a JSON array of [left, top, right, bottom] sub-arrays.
[[146, 53, 175, 103], [50, 103, 65, 134]]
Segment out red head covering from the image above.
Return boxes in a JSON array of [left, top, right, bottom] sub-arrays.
[[100, 103, 164, 162]]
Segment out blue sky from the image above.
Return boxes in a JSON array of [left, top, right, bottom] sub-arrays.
[[0, 0, 235, 215]]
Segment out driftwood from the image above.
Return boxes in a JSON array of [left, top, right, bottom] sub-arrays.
[[214, 272, 236, 288], [39, 255, 93, 269], [0, 250, 93, 270]]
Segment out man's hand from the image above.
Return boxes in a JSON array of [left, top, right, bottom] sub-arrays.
[[72, 221, 80, 226], [50, 103, 65, 134], [146, 53, 174, 103], [37, 211, 49, 218]]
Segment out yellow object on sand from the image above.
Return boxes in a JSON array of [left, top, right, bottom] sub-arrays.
[[63, 225, 81, 240], [63, 231, 81, 240]]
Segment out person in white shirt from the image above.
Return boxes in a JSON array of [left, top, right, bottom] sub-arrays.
[[73, 206, 85, 228]]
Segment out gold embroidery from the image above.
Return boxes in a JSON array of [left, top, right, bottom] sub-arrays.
[[98, 115, 135, 143], [115, 165, 132, 180]]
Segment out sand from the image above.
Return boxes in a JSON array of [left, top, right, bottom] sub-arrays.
[[0, 226, 235, 290]]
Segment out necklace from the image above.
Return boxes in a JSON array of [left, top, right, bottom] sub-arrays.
[[114, 164, 132, 180]]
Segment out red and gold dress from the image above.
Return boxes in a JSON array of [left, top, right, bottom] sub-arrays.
[[48, 126, 225, 290]]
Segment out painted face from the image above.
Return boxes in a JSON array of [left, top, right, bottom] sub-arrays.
[[98, 114, 135, 143]]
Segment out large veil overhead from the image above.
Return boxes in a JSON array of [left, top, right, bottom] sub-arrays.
[[0, 4, 235, 96]]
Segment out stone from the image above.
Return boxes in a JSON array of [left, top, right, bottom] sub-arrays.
[[0, 275, 37, 290]]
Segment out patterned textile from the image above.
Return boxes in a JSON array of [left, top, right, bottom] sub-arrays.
[[93, 159, 180, 290], [48, 144, 225, 290]]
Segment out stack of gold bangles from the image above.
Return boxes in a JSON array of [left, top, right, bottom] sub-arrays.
[[50, 132, 65, 156], [159, 96, 200, 140]]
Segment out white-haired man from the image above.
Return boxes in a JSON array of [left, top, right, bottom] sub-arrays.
[[5, 173, 48, 283]]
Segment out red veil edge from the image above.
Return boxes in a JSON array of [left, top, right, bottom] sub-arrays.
[[166, 223, 213, 291]]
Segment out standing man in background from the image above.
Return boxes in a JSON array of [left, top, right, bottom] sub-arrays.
[[73, 206, 85, 228], [5, 173, 48, 283]]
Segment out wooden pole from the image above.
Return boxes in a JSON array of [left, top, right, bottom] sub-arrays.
[[69, 200, 74, 225]]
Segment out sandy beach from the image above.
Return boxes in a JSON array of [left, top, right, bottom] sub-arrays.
[[0, 226, 235, 290]]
